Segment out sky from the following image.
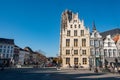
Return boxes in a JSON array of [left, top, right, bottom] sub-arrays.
[[0, 0, 120, 57]]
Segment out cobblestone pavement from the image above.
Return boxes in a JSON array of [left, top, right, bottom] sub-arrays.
[[0, 68, 120, 80]]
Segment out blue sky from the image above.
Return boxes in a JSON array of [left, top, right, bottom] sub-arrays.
[[0, 0, 120, 57]]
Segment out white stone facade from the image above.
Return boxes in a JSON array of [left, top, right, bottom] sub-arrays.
[[60, 10, 90, 68], [103, 35, 118, 58], [0, 43, 14, 59]]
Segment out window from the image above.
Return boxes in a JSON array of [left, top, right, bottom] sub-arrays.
[[104, 49, 107, 57], [0, 45, 2, 48], [74, 30, 77, 36], [99, 49, 102, 55], [95, 49, 99, 56], [6, 54, 9, 58], [113, 49, 116, 57], [94, 40, 99, 47], [66, 39, 70, 47], [82, 39, 86, 47], [0, 49, 2, 52], [108, 49, 112, 57], [108, 38, 110, 41], [11, 50, 13, 53], [74, 50, 78, 55], [66, 50, 70, 55], [90, 48, 94, 56], [74, 25, 77, 28], [74, 20, 77, 22], [3, 54, 5, 58], [81, 30, 84, 36], [11, 46, 13, 49], [8, 46, 10, 48], [74, 58, 78, 64], [10, 54, 13, 57], [83, 58, 87, 65], [90, 40, 94, 46], [79, 24, 80, 28], [3, 49, 6, 53], [70, 25, 72, 28], [82, 50, 86, 55], [4, 46, 6, 48], [66, 58, 70, 64], [108, 42, 111, 47], [67, 30, 70, 36], [7, 50, 9, 53], [74, 39, 78, 47], [119, 49, 120, 56], [100, 40, 103, 47], [0, 54, 1, 58]]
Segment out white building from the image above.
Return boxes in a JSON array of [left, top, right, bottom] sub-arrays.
[[90, 23, 104, 68], [103, 35, 118, 64], [0, 38, 14, 60], [18, 48, 29, 65], [60, 10, 90, 68]]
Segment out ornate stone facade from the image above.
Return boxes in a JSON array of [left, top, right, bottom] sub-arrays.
[[60, 10, 90, 68], [90, 23, 104, 68], [103, 35, 118, 65]]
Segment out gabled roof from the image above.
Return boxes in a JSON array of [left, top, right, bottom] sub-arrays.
[[100, 28, 120, 38], [0, 38, 14, 45]]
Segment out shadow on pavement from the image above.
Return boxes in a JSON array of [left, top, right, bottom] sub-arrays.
[[0, 68, 120, 80]]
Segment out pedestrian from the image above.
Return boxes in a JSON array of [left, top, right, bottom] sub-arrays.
[[94, 68, 98, 73], [89, 65, 92, 71]]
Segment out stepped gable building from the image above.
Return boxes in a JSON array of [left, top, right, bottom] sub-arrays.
[[60, 10, 90, 68], [90, 22, 104, 68], [0, 38, 14, 60]]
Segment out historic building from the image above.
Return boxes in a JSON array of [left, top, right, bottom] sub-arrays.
[[103, 35, 118, 65], [0, 38, 14, 60], [60, 10, 90, 68], [13, 45, 30, 65], [113, 35, 120, 57], [18, 48, 29, 65], [90, 23, 104, 68]]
